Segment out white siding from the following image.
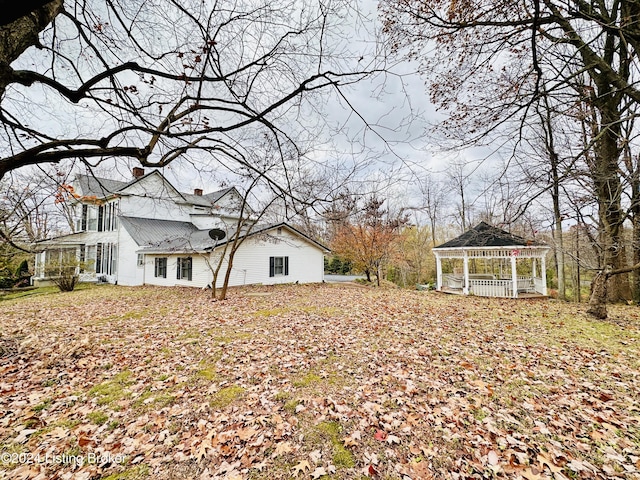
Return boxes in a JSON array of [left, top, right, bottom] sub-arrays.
[[118, 173, 192, 222], [118, 172, 183, 200], [116, 228, 144, 286], [144, 255, 212, 288], [143, 228, 324, 289], [219, 229, 324, 287], [189, 215, 227, 230], [119, 196, 192, 222]]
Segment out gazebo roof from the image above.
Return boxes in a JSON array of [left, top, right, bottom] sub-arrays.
[[434, 222, 544, 249]]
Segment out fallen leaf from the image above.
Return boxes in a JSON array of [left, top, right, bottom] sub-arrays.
[[272, 441, 294, 457], [311, 466, 326, 479], [292, 460, 310, 475], [374, 429, 387, 441]]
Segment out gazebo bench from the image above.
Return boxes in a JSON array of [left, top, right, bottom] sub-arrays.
[[469, 274, 495, 280]]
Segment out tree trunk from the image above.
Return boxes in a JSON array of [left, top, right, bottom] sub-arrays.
[[591, 82, 630, 302], [0, 0, 62, 95], [587, 262, 640, 319], [633, 210, 640, 302], [544, 102, 566, 301], [628, 156, 640, 302], [587, 270, 609, 319], [553, 220, 566, 301], [219, 248, 236, 301]]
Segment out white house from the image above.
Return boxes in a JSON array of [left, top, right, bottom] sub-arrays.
[[33, 169, 328, 288]]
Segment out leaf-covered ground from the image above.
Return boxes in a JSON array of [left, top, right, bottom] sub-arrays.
[[1, 284, 639, 480]]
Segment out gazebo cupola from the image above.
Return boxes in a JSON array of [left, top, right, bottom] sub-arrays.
[[432, 222, 550, 298]]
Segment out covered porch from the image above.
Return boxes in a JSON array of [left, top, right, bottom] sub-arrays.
[[433, 223, 550, 299]]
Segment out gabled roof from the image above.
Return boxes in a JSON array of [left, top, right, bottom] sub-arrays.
[[116, 170, 186, 202], [182, 187, 235, 208], [74, 172, 232, 207], [434, 222, 543, 249], [76, 175, 128, 198], [119, 217, 329, 253]]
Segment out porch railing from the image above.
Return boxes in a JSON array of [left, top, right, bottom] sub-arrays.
[[443, 274, 541, 297], [469, 279, 511, 298], [533, 277, 545, 294]]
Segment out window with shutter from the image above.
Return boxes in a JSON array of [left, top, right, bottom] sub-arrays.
[[269, 256, 289, 277]]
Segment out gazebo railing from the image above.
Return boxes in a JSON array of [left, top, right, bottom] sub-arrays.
[[442, 274, 541, 297], [469, 279, 511, 297], [533, 277, 545, 294]]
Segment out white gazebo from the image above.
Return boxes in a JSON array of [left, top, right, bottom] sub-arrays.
[[433, 222, 550, 298]]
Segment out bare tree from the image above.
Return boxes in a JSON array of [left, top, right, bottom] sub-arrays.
[[201, 175, 281, 301], [0, 168, 75, 250], [380, 0, 640, 316], [446, 160, 473, 233], [418, 173, 444, 246], [0, 0, 387, 186]]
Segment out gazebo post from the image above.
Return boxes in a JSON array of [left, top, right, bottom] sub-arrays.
[[435, 253, 442, 291], [541, 254, 547, 295], [511, 254, 518, 298], [463, 250, 470, 295]]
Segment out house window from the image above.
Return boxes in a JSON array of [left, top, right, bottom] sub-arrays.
[[86, 206, 98, 231], [79, 244, 86, 272], [99, 202, 119, 231], [137, 254, 144, 267], [96, 242, 102, 273], [80, 204, 87, 231], [86, 245, 97, 272], [177, 257, 192, 281], [97, 205, 104, 231], [154, 258, 167, 278], [269, 256, 289, 277], [96, 243, 117, 275]]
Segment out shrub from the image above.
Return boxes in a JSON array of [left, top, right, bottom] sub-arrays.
[[15, 260, 29, 277], [53, 271, 79, 292], [46, 259, 82, 292]]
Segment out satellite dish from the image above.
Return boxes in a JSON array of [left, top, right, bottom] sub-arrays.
[[208, 228, 226, 241]]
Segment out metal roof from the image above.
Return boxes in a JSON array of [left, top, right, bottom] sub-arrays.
[[75, 173, 233, 207], [181, 187, 234, 207], [76, 175, 128, 198], [434, 222, 544, 249], [119, 217, 329, 253], [119, 217, 200, 249]]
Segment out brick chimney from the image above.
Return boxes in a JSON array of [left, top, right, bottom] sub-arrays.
[[194, 188, 203, 196], [132, 167, 145, 178]]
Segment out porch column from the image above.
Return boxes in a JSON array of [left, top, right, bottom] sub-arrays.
[[463, 250, 470, 295], [511, 254, 518, 298], [541, 254, 548, 295], [532, 258, 537, 278], [435, 254, 442, 291]]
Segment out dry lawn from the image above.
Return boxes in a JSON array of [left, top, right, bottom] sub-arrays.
[[0, 283, 639, 480]]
